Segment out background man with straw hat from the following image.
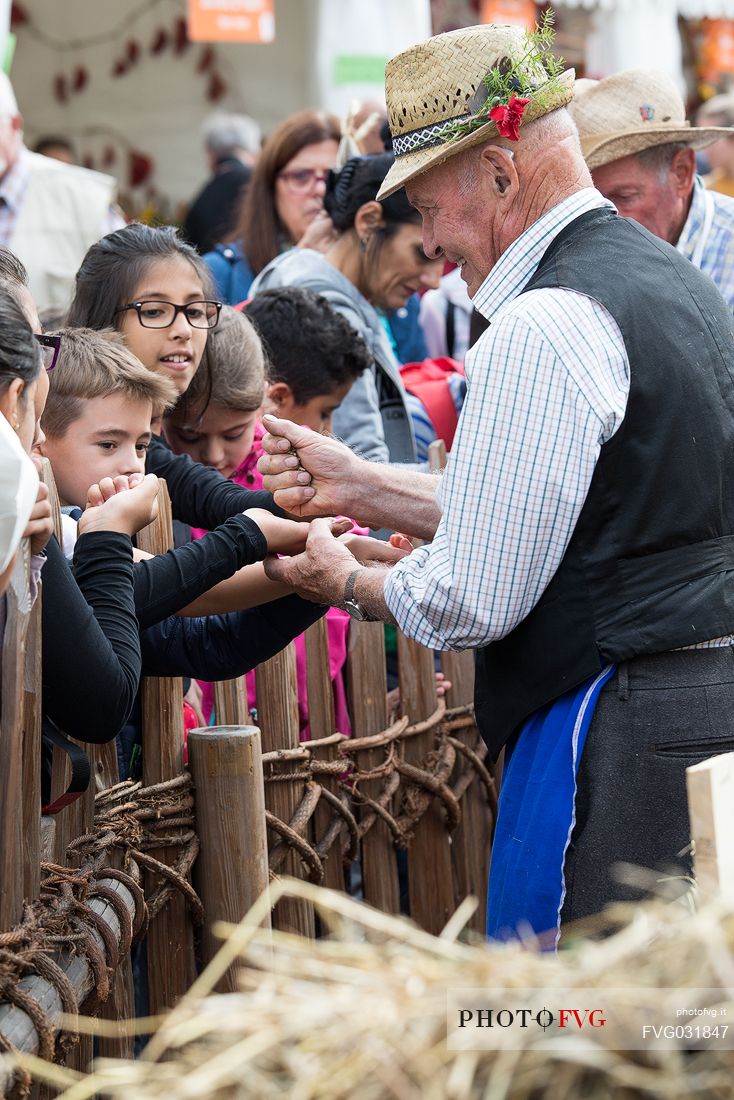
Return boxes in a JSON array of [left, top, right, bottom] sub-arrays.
[[569, 69, 734, 309], [258, 21, 734, 942]]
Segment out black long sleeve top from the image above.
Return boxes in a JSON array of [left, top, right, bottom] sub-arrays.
[[140, 594, 326, 680], [42, 531, 140, 744], [147, 435, 285, 527], [132, 512, 268, 629]]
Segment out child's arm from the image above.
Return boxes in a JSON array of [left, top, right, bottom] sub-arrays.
[[147, 435, 288, 529], [139, 595, 327, 681], [175, 562, 291, 615]]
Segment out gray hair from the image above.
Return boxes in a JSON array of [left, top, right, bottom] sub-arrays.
[[202, 112, 261, 159], [636, 142, 690, 179]]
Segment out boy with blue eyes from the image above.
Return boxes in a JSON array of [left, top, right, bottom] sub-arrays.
[[39, 326, 174, 510]]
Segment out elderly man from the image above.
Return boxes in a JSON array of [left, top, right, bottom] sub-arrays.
[[258, 24, 734, 942], [182, 111, 261, 254], [0, 74, 122, 310], [569, 69, 734, 309]]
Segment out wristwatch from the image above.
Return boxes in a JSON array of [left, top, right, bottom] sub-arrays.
[[344, 568, 371, 621]]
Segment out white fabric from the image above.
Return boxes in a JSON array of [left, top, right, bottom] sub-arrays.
[[0, 412, 38, 574], [8, 150, 118, 310], [384, 188, 631, 650]]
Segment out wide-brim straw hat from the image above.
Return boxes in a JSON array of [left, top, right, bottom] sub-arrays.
[[377, 24, 575, 200], [568, 69, 733, 171]]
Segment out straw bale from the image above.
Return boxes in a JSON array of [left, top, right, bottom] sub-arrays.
[[5, 880, 734, 1100]]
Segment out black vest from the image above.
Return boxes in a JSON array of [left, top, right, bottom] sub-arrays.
[[475, 208, 734, 759]]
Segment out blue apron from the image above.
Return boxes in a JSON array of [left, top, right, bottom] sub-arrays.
[[486, 665, 616, 947]]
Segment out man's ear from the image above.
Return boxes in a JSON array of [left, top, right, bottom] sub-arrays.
[[267, 381, 295, 411], [670, 147, 696, 197], [477, 144, 519, 201], [354, 200, 385, 244]]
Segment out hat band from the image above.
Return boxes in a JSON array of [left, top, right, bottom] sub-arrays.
[[392, 115, 472, 158]]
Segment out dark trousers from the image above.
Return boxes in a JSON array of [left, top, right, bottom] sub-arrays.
[[560, 646, 734, 925]]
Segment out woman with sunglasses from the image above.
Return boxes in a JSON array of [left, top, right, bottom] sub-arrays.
[[67, 222, 287, 533], [203, 109, 341, 304]]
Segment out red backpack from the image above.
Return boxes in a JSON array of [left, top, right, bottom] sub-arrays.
[[400, 357, 465, 450]]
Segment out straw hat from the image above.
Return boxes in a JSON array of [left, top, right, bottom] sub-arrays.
[[568, 69, 733, 171], [377, 24, 575, 200]]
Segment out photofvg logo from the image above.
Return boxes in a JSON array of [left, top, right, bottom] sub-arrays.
[[446, 989, 734, 1052]]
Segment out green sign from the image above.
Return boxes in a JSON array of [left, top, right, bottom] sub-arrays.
[[334, 54, 388, 86], [3, 33, 16, 76]]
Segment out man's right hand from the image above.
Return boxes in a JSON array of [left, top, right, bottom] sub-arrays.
[[78, 474, 160, 538], [257, 415, 362, 519]]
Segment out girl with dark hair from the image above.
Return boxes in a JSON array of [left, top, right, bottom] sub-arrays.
[[203, 109, 341, 303], [67, 221, 284, 531], [250, 153, 443, 466]]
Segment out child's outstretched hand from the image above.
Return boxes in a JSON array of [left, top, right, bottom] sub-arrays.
[[79, 474, 160, 538], [244, 508, 351, 556], [338, 532, 410, 565]]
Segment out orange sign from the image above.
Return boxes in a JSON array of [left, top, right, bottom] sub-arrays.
[[698, 19, 734, 86], [187, 0, 275, 44], [480, 0, 537, 29]]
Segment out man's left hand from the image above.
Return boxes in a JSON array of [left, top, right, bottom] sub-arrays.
[[263, 518, 361, 605]]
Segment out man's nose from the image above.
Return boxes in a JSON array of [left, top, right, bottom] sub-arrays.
[[421, 222, 443, 262]]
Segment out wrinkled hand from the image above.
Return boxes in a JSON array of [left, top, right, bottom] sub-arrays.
[[338, 532, 409, 565], [297, 209, 338, 254], [23, 479, 53, 556], [263, 517, 359, 604], [78, 474, 160, 538], [257, 415, 361, 518]]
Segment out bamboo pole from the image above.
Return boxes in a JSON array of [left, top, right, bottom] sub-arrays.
[[304, 618, 345, 892], [255, 644, 315, 936], [137, 481, 194, 1010], [347, 620, 400, 913], [188, 725, 270, 989]]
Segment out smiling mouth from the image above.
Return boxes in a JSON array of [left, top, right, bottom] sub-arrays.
[[160, 355, 192, 370]]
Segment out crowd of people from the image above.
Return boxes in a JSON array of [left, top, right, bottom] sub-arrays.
[[2, 15, 734, 949]]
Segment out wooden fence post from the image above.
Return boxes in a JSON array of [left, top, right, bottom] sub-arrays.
[[686, 752, 734, 902], [427, 441, 492, 934], [189, 725, 270, 989], [304, 619, 345, 892], [214, 677, 250, 726], [256, 644, 315, 936], [0, 544, 31, 930], [398, 633, 455, 934], [21, 548, 42, 905], [137, 481, 194, 1011], [346, 621, 400, 914]]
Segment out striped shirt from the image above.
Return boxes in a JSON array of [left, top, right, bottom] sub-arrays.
[[384, 188, 632, 650], [0, 146, 124, 246], [677, 175, 734, 311]]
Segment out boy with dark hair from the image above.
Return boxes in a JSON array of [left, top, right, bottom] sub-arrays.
[[244, 286, 371, 433]]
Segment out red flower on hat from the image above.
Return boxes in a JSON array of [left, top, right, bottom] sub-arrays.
[[489, 94, 530, 141]]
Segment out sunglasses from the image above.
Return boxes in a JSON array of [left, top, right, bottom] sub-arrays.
[[35, 333, 61, 371]]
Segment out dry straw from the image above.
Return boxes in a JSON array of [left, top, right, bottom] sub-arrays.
[[4, 878, 734, 1100]]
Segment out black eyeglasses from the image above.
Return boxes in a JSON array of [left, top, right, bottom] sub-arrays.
[[35, 333, 61, 371], [114, 299, 222, 330]]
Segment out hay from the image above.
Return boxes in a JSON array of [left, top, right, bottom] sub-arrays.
[[5, 879, 734, 1100]]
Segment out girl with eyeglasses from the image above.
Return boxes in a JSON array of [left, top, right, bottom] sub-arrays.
[[203, 109, 341, 304], [67, 221, 287, 534]]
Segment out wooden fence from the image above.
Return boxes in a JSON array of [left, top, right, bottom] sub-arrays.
[[0, 464, 498, 1084]]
